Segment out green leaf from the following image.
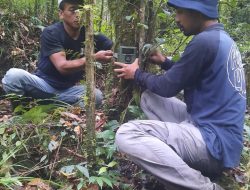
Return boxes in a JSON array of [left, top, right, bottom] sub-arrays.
[[76, 165, 89, 178], [40, 155, 47, 163], [107, 145, 117, 159], [137, 23, 149, 30], [61, 131, 67, 137], [98, 167, 107, 175], [48, 140, 59, 152], [107, 161, 117, 168], [95, 62, 103, 69], [60, 165, 75, 174], [13, 105, 26, 114], [244, 124, 250, 140], [15, 141, 22, 146], [127, 105, 143, 118], [100, 177, 113, 188], [157, 12, 167, 19], [89, 176, 96, 183], [96, 177, 103, 189], [154, 37, 166, 44], [125, 16, 133, 21], [11, 133, 16, 140], [0, 127, 5, 135], [77, 178, 85, 190], [96, 130, 115, 140], [104, 120, 119, 131], [22, 104, 56, 124], [96, 147, 105, 156], [172, 54, 181, 62]]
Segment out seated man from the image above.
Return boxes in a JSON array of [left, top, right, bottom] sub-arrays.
[[114, 0, 246, 189], [2, 0, 113, 107]]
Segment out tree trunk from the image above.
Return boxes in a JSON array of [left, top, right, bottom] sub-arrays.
[[98, 0, 104, 32], [108, 0, 139, 48], [108, 1, 140, 113], [84, 0, 96, 171], [34, 0, 39, 17], [138, 0, 146, 66], [47, 0, 56, 23], [145, 0, 155, 44]]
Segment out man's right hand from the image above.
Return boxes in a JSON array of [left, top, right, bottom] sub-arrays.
[[149, 51, 166, 65], [94, 50, 113, 63]]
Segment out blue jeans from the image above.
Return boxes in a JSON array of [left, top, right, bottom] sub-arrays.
[[1, 68, 103, 107]]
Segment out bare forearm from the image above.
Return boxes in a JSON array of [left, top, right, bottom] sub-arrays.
[[50, 50, 113, 75], [58, 57, 86, 75]]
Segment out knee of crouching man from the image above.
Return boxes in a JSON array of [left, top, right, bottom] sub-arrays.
[[95, 89, 103, 107], [3, 68, 26, 84], [115, 123, 133, 152]]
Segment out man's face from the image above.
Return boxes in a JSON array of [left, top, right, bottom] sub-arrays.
[[59, 3, 80, 30], [175, 8, 203, 36]]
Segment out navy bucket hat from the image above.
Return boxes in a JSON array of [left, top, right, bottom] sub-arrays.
[[167, 0, 219, 19]]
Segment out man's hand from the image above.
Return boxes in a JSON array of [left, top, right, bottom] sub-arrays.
[[149, 51, 166, 65], [114, 58, 139, 79], [94, 50, 113, 63]]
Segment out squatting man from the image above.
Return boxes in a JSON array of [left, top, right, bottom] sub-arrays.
[[114, 0, 246, 190], [2, 0, 113, 107]]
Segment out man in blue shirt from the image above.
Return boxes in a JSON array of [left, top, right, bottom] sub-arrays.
[[2, 0, 113, 107], [114, 0, 246, 189]]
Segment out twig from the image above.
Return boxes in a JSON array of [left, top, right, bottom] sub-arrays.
[[19, 160, 63, 176], [62, 147, 86, 159], [49, 138, 63, 181], [172, 36, 190, 56]]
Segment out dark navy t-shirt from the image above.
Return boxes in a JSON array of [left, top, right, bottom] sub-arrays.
[[135, 24, 246, 168], [35, 22, 112, 89]]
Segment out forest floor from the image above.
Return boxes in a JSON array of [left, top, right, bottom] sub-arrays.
[[0, 97, 249, 190]]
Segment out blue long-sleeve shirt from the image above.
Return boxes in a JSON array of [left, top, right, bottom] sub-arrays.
[[135, 24, 246, 168]]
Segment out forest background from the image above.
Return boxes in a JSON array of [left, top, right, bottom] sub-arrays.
[[0, 0, 249, 189]]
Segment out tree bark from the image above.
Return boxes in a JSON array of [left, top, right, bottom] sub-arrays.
[[84, 0, 96, 171], [108, 1, 140, 112], [145, 0, 155, 44], [98, 0, 104, 32], [138, 0, 146, 67], [34, 0, 39, 17]]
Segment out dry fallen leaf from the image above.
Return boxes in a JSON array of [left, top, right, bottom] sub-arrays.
[[64, 121, 72, 128], [83, 184, 99, 190], [27, 178, 52, 190], [74, 125, 81, 136], [61, 112, 82, 122], [11, 47, 24, 56], [0, 115, 9, 122]]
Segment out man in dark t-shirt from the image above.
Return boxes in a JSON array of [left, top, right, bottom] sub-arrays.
[[2, 0, 113, 107]]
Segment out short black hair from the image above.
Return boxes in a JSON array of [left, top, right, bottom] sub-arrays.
[[59, 0, 84, 10]]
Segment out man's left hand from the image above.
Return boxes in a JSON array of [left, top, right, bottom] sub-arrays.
[[95, 50, 113, 63], [114, 58, 139, 79]]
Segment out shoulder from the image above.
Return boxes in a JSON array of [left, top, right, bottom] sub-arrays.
[[191, 24, 225, 49], [94, 33, 113, 50], [94, 33, 111, 41], [185, 31, 219, 56], [42, 22, 64, 37]]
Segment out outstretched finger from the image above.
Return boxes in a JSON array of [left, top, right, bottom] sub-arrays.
[[117, 73, 125, 78], [114, 68, 124, 73], [114, 62, 125, 67], [106, 50, 113, 53], [105, 56, 113, 60], [105, 51, 114, 56]]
